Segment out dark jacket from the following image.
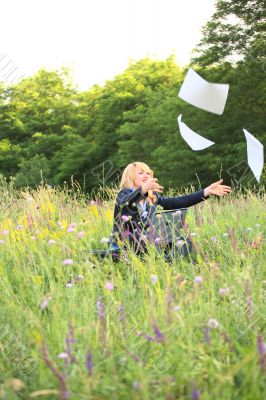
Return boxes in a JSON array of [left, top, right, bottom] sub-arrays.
[[112, 187, 207, 247]]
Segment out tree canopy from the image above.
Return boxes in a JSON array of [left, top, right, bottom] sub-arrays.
[[0, 0, 265, 191]]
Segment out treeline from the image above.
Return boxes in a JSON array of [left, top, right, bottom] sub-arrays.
[[0, 0, 265, 192]]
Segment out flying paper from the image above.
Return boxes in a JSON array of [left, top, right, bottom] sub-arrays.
[[243, 129, 264, 182], [177, 114, 215, 151], [178, 68, 229, 115]]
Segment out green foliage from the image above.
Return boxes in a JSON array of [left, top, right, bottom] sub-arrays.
[[192, 0, 266, 66], [0, 1, 265, 192], [14, 154, 51, 187]]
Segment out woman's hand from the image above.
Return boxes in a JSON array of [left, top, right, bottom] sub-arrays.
[[141, 178, 164, 195], [204, 179, 232, 197]]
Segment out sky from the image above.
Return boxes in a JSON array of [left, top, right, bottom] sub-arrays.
[[0, 0, 216, 90]]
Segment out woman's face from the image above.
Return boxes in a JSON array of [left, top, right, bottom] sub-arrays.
[[133, 167, 152, 188]]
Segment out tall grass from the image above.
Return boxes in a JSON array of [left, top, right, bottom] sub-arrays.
[[0, 179, 265, 400]]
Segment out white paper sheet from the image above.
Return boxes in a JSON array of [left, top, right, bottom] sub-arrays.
[[178, 68, 229, 115], [243, 129, 264, 182], [177, 114, 215, 151]]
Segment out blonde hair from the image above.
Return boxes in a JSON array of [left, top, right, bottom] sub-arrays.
[[120, 162, 156, 203]]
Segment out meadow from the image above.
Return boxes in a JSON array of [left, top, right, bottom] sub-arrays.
[[0, 178, 265, 400]]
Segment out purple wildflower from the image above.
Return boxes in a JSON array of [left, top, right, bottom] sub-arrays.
[[96, 300, 105, 320], [257, 335, 266, 371], [152, 321, 164, 343], [191, 388, 200, 400], [86, 351, 93, 376], [194, 276, 203, 285], [62, 259, 73, 265], [105, 282, 114, 291]]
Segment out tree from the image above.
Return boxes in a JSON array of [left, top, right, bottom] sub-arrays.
[[192, 0, 266, 67]]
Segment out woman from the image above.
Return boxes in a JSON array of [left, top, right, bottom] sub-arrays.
[[111, 162, 231, 256]]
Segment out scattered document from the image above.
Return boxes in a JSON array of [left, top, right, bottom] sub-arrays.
[[177, 114, 215, 151], [243, 129, 264, 182], [178, 68, 229, 115]]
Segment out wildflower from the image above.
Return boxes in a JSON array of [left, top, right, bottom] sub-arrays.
[[48, 239, 56, 245], [190, 232, 197, 236], [150, 274, 158, 284], [40, 294, 52, 310], [105, 282, 114, 291], [210, 236, 218, 242], [173, 305, 181, 312], [207, 319, 219, 329], [77, 231, 85, 239], [246, 227, 253, 232], [191, 388, 201, 400], [66, 282, 73, 288], [257, 335, 266, 371], [31, 236, 36, 240], [62, 259, 73, 265], [16, 225, 23, 230], [58, 221, 63, 228], [219, 287, 230, 297], [255, 224, 261, 228], [194, 276, 203, 285], [100, 237, 110, 244], [96, 299, 104, 320], [2, 230, 9, 235], [152, 321, 164, 343], [121, 215, 129, 222], [86, 351, 93, 376], [67, 227, 75, 233], [0, 240, 4, 245], [57, 352, 69, 359], [222, 232, 229, 237], [154, 237, 161, 244]]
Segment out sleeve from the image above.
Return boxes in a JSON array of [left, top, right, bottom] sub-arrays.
[[116, 187, 148, 208], [157, 190, 207, 210]]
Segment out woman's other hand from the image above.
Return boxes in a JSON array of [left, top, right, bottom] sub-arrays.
[[141, 178, 164, 194], [204, 179, 232, 197]]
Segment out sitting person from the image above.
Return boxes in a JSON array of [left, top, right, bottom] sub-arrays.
[[111, 161, 231, 258]]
